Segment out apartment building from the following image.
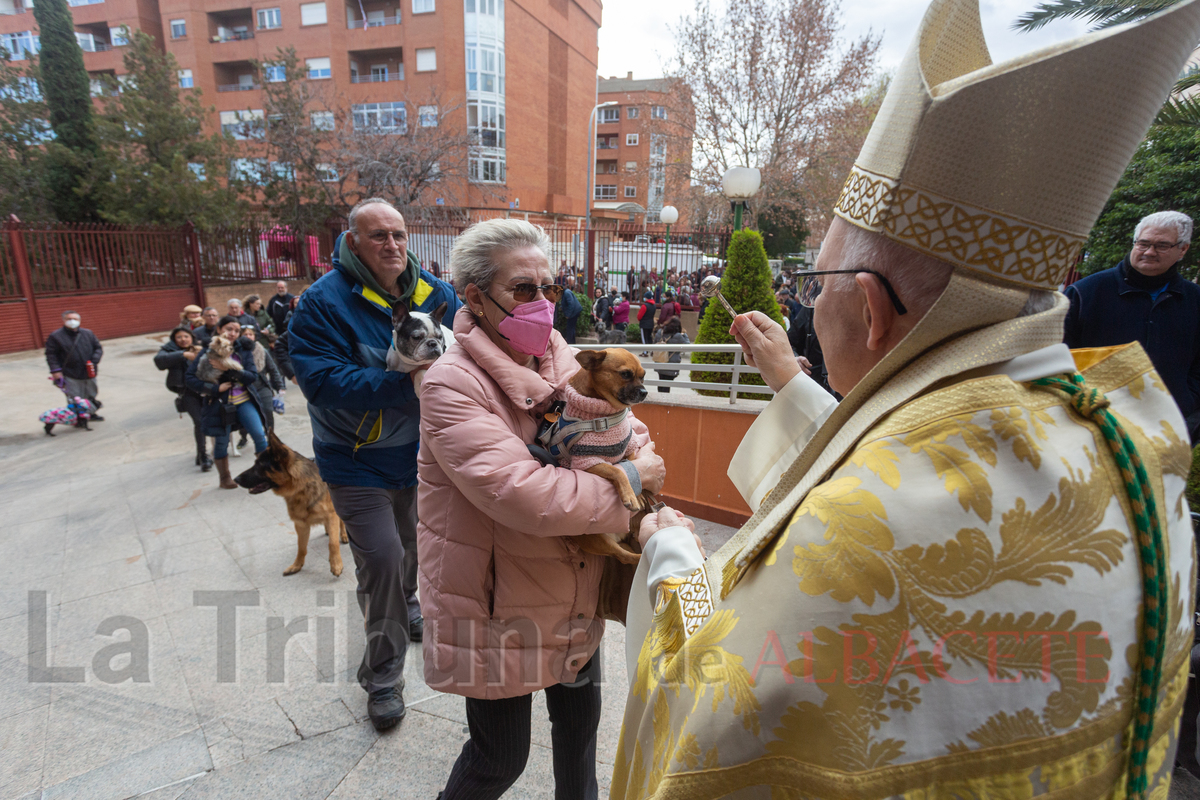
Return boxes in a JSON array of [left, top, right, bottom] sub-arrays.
[[0, 0, 603, 217], [593, 73, 692, 226]]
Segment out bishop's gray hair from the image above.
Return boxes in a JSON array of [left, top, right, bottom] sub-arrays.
[[451, 219, 551, 295], [833, 224, 954, 317], [347, 197, 399, 242], [1133, 210, 1193, 244]]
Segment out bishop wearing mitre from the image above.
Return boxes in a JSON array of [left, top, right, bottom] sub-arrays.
[[612, 0, 1200, 797]]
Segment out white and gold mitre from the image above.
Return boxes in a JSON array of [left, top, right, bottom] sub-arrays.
[[833, 0, 1200, 290]]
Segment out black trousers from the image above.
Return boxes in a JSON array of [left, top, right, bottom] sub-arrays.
[[441, 655, 602, 800], [181, 391, 206, 458]]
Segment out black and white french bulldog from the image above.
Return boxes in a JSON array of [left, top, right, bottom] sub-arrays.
[[386, 301, 455, 396]]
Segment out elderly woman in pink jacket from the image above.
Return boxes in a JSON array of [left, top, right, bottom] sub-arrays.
[[417, 219, 666, 799]]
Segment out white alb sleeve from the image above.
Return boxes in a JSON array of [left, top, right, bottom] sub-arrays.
[[642, 526, 705, 607]]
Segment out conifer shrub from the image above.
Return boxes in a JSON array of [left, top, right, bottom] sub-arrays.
[[692, 229, 786, 399]]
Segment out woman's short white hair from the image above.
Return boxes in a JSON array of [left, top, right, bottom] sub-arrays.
[[1134, 211, 1193, 244], [451, 219, 551, 294]]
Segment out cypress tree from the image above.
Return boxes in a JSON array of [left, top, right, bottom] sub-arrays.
[[33, 0, 99, 221], [692, 228, 786, 399]]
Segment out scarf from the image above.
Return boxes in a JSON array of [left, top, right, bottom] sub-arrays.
[[337, 234, 419, 306], [1120, 258, 1178, 293]]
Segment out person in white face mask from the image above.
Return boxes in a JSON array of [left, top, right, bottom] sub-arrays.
[[45, 311, 104, 418]]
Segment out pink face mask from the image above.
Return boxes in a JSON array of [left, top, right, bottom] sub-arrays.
[[484, 295, 555, 356]]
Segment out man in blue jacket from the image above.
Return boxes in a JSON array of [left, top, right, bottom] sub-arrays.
[[289, 198, 460, 730], [1064, 210, 1200, 440]]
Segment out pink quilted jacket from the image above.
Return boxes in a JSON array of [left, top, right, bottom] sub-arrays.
[[417, 307, 645, 699]]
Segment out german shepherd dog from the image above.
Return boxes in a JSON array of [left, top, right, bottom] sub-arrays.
[[234, 431, 348, 577]]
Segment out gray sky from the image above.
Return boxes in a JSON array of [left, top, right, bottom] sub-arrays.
[[597, 0, 1092, 82]]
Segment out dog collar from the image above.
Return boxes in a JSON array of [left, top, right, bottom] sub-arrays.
[[535, 403, 629, 462]]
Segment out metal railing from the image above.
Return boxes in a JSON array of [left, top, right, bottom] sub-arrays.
[[349, 72, 404, 83], [347, 16, 401, 28], [217, 82, 259, 92], [574, 343, 772, 404], [213, 31, 254, 42]]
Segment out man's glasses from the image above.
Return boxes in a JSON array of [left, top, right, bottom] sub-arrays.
[[796, 269, 908, 315], [367, 231, 407, 245], [1133, 240, 1182, 253], [507, 283, 564, 303]]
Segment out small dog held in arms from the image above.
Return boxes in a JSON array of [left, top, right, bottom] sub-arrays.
[[234, 431, 348, 577], [195, 335, 242, 384], [547, 348, 652, 565], [384, 301, 455, 396]]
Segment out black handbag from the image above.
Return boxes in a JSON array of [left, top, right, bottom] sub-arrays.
[[174, 395, 186, 414], [219, 400, 240, 427]]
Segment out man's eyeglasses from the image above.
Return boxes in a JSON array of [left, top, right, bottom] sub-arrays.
[[1133, 239, 1182, 253], [507, 283, 564, 303], [367, 230, 407, 245], [796, 269, 908, 315]]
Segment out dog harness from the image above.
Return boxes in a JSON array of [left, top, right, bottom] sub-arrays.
[[535, 385, 634, 469]]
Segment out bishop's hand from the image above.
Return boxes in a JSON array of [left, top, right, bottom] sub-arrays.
[[730, 311, 803, 393]]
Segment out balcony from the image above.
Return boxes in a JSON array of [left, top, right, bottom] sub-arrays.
[[349, 70, 403, 83], [212, 29, 253, 42], [67, 0, 104, 5], [213, 60, 258, 94], [347, 14, 400, 28], [217, 81, 259, 92], [0, 0, 30, 16]]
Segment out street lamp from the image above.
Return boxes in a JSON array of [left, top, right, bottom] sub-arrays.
[[585, 100, 619, 296], [659, 204, 678, 292], [722, 166, 761, 232]]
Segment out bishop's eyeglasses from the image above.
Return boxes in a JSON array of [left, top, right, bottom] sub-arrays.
[[795, 269, 908, 315]]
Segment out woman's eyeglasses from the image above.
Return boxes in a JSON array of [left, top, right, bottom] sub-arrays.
[[796, 269, 908, 315], [508, 283, 564, 303]]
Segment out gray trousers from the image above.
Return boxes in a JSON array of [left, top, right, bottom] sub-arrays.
[[62, 377, 98, 403], [327, 484, 421, 693]]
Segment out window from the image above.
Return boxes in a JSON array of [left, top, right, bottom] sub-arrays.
[[594, 185, 616, 200], [465, 44, 503, 94], [188, 163, 205, 180], [310, 110, 334, 130], [352, 101, 407, 133], [626, 106, 639, 119], [229, 157, 266, 181], [465, 0, 498, 13], [263, 63, 286, 82], [316, 163, 338, 182], [177, 69, 193, 88], [599, 107, 618, 124], [415, 48, 436, 72], [306, 57, 331, 79], [624, 186, 637, 198], [468, 154, 505, 183], [220, 109, 264, 140], [75, 32, 96, 51], [467, 100, 503, 147], [625, 133, 638, 146], [117, 74, 136, 91], [419, 105, 437, 127], [109, 26, 129, 46], [651, 105, 667, 120], [370, 64, 388, 81], [299, 2, 326, 25], [625, 161, 637, 172], [3, 32, 38, 60], [269, 161, 294, 180], [170, 19, 186, 39], [412, 0, 434, 12], [257, 8, 281, 29], [596, 136, 616, 150]]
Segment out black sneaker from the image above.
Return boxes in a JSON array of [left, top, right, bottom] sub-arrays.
[[200, 455, 213, 472], [89, 414, 104, 422], [367, 686, 406, 731], [409, 616, 424, 643]]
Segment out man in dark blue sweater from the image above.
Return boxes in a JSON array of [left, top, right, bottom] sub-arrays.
[[1064, 210, 1200, 440], [290, 198, 460, 731]]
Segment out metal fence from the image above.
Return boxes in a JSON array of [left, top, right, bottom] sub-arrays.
[[574, 343, 773, 404]]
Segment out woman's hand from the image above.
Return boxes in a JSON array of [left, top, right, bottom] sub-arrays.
[[730, 311, 803, 393], [638, 505, 704, 555], [183, 350, 198, 361], [630, 441, 666, 495], [218, 382, 233, 392]]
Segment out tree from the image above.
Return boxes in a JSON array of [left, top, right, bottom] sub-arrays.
[[757, 203, 809, 257], [691, 228, 786, 398], [91, 32, 245, 227], [664, 0, 879, 231], [0, 52, 52, 219], [1081, 126, 1200, 279], [33, 0, 100, 221]]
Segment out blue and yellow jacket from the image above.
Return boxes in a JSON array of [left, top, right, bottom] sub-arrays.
[[289, 235, 461, 489]]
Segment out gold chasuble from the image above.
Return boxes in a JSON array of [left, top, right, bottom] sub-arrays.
[[610, 0, 1200, 797]]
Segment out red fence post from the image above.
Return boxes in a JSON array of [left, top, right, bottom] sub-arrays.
[[185, 221, 205, 307], [7, 215, 43, 347]]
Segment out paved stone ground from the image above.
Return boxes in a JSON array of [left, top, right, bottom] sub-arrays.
[[0, 332, 737, 800]]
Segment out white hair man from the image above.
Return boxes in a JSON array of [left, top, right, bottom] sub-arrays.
[[45, 310, 104, 418], [612, 0, 1200, 797], [266, 279, 295, 333], [1065, 210, 1200, 440], [287, 197, 461, 731]]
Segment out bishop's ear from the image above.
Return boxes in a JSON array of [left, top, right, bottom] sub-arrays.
[[392, 302, 410, 327]]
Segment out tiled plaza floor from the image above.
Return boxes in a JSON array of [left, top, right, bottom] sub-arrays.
[[0, 331, 736, 800]]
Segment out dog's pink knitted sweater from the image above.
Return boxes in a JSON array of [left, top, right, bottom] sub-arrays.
[[557, 383, 641, 471]]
